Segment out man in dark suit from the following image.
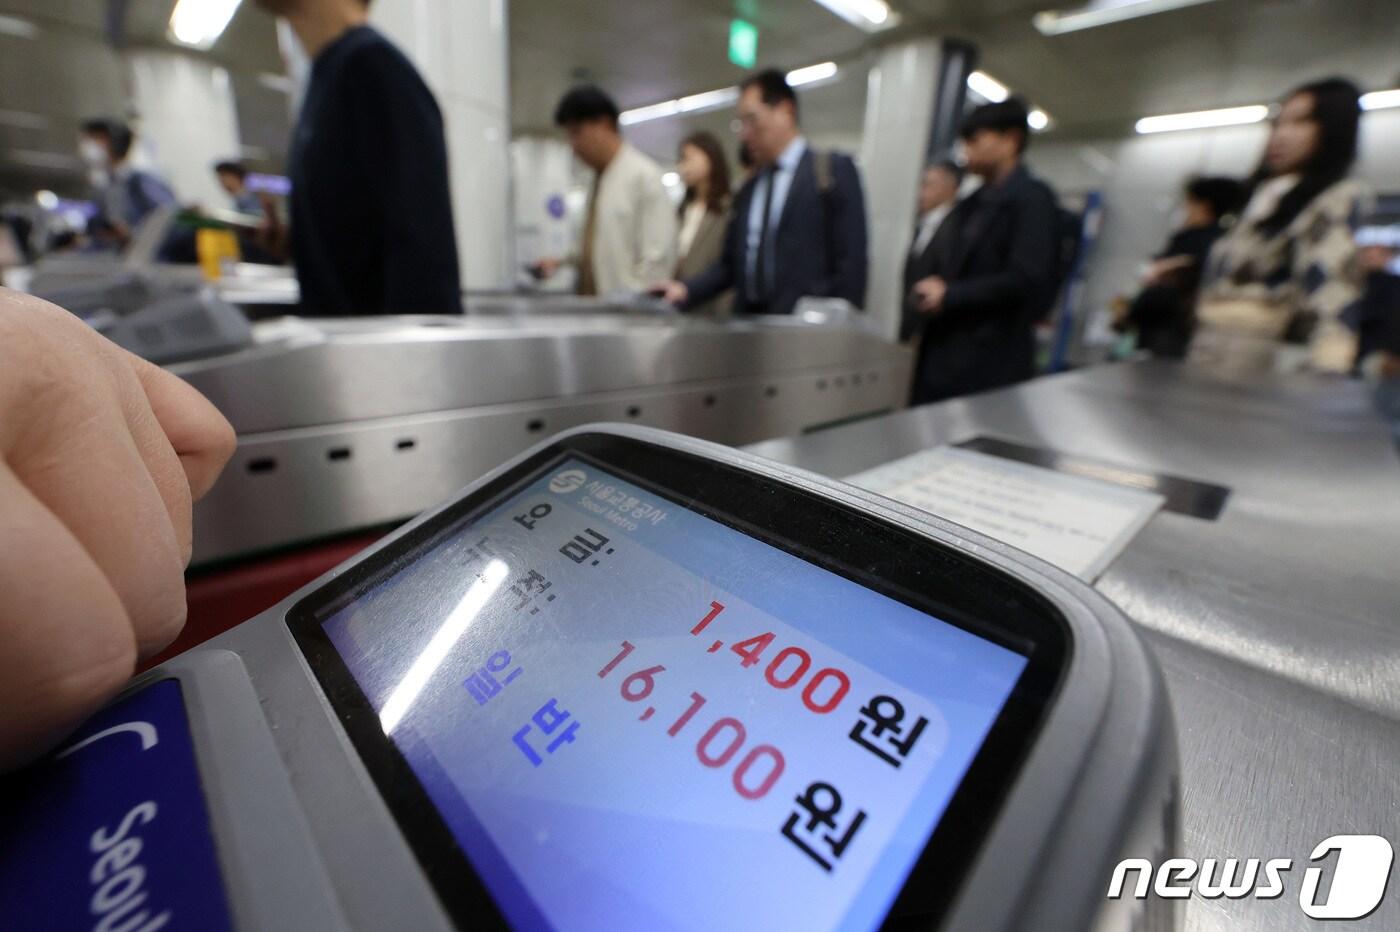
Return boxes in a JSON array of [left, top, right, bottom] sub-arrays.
[[908, 98, 1059, 405], [658, 69, 868, 316], [900, 160, 963, 344]]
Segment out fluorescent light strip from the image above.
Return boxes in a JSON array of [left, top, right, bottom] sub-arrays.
[[620, 63, 839, 126], [1033, 0, 1220, 35], [6, 150, 84, 170], [678, 87, 739, 113], [378, 560, 509, 734], [788, 61, 839, 87], [0, 15, 38, 38], [810, 0, 894, 31], [1135, 104, 1269, 135], [966, 71, 1010, 103], [1361, 89, 1400, 112], [169, 0, 244, 50], [618, 100, 681, 126], [0, 109, 49, 130]]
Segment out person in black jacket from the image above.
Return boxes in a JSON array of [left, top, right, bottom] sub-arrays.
[[908, 98, 1058, 405], [1114, 176, 1244, 358], [900, 160, 963, 344], [657, 69, 868, 316], [1348, 239, 1400, 443], [255, 0, 461, 316]]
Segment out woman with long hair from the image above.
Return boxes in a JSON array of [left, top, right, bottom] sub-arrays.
[[672, 131, 733, 316], [1196, 77, 1370, 372]]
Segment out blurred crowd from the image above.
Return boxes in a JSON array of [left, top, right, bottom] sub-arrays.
[[0, 0, 1397, 439]]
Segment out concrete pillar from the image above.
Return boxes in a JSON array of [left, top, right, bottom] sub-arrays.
[[858, 38, 973, 340], [372, 0, 513, 292], [510, 136, 577, 289], [126, 50, 241, 207]]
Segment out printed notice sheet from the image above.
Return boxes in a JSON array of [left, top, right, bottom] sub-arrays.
[[847, 447, 1165, 581]]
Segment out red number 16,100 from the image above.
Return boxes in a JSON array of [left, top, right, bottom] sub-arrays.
[[598, 643, 786, 801]]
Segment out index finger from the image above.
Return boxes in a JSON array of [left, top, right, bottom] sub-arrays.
[[128, 356, 236, 502]]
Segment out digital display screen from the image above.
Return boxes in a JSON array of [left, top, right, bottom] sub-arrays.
[[313, 458, 1031, 931]]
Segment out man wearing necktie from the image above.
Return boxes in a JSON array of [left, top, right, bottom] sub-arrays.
[[899, 160, 963, 344], [534, 86, 677, 297], [658, 69, 868, 316]]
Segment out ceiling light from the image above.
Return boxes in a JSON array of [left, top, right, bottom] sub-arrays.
[[168, 0, 244, 50], [0, 109, 49, 130], [1028, 108, 1052, 131], [619, 62, 840, 126], [1033, 0, 1220, 35], [1361, 89, 1400, 112], [0, 15, 38, 39], [1135, 104, 1269, 135], [809, 0, 897, 32], [619, 99, 682, 127], [678, 87, 739, 114], [6, 150, 84, 170], [787, 62, 839, 87], [35, 190, 59, 210], [662, 172, 681, 187], [967, 71, 1010, 103]]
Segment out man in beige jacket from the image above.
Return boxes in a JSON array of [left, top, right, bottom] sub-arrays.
[[535, 86, 677, 296]]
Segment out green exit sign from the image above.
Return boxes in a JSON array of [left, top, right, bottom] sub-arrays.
[[729, 18, 758, 69]]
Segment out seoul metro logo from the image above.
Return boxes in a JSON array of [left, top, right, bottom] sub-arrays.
[[550, 469, 587, 494], [1109, 835, 1394, 920]]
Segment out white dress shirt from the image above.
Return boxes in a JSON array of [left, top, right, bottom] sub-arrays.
[[910, 202, 953, 258], [745, 136, 808, 294]]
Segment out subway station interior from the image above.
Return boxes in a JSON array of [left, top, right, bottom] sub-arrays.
[[1, 1, 1398, 930]]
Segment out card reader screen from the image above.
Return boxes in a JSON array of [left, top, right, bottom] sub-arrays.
[[316, 458, 1029, 931]]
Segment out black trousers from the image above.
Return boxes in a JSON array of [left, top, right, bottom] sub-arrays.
[[910, 326, 1035, 407]]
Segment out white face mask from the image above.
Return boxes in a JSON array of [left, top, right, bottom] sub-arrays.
[[79, 138, 109, 169]]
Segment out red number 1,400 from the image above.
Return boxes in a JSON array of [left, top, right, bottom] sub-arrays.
[[729, 633, 851, 715], [689, 604, 852, 716]]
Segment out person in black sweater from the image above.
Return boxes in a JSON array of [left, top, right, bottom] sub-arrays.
[[1115, 177, 1244, 358], [907, 98, 1059, 405], [255, 0, 461, 316]]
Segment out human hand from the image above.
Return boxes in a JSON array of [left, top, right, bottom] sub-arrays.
[[914, 277, 948, 314], [1382, 351, 1400, 381], [653, 280, 689, 306], [1358, 246, 1395, 275], [0, 289, 235, 770]]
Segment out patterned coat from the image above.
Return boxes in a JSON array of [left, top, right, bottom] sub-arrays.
[[1199, 175, 1370, 371]]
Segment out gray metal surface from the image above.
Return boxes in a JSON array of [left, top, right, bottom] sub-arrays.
[[184, 313, 911, 565], [745, 360, 1400, 931]]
